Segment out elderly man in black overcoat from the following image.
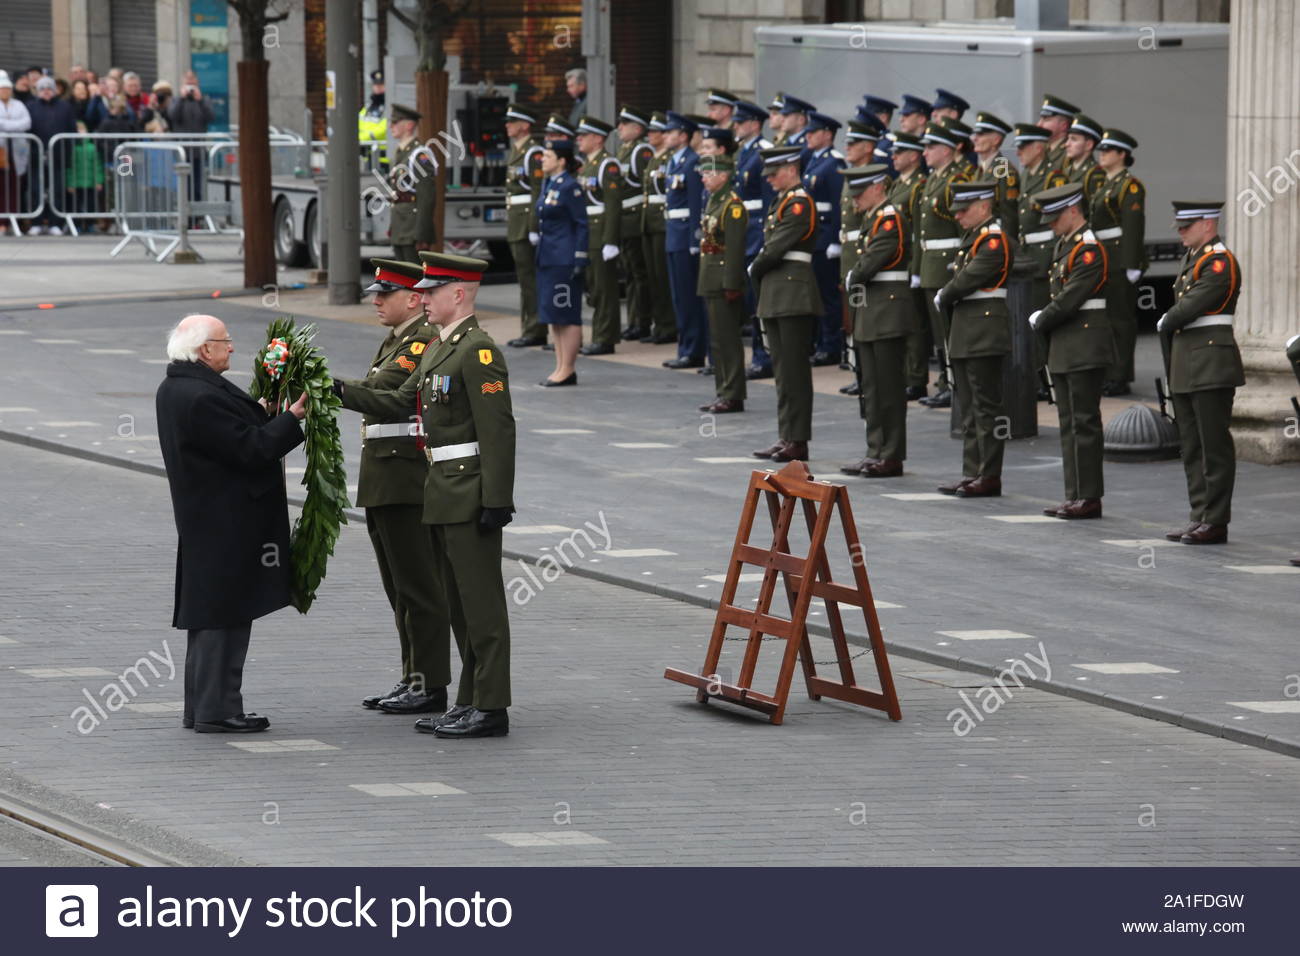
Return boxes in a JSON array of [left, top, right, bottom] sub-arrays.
[[156, 314, 306, 733]]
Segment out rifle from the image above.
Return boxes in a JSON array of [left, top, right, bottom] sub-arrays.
[[1038, 366, 1056, 406], [1156, 323, 1174, 421], [1155, 377, 1173, 422], [1291, 395, 1300, 421]]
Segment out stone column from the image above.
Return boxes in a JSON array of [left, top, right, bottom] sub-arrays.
[[1226, 0, 1300, 463]]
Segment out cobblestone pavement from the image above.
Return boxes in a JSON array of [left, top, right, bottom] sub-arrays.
[[1, 292, 1298, 756], [1, 443, 1298, 865]]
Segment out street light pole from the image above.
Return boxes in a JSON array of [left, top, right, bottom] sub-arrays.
[[325, 0, 360, 304]]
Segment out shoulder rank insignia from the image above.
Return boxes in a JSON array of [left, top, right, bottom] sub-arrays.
[[478, 348, 494, 365], [730, 204, 743, 219], [1129, 182, 1139, 194], [396, 355, 416, 372], [410, 341, 426, 355], [481, 380, 505, 394]]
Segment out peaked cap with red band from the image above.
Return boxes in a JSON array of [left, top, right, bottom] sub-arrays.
[[364, 257, 424, 293], [415, 251, 491, 289]]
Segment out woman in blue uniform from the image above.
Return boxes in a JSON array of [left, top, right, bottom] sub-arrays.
[[534, 138, 589, 386]]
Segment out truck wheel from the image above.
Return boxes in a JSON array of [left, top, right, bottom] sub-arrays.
[[273, 199, 308, 267], [305, 203, 321, 269]]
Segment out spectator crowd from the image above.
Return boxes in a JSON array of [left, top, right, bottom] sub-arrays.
[[0, 62, 213, 235]]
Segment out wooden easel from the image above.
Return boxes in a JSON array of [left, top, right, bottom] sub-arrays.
[[664, 461, 902, 725]]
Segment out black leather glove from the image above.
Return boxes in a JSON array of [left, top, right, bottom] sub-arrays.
[[331, 378, 344, 399], [479, 507, 514, 530]]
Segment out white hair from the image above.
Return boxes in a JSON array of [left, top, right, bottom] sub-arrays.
[[166, 314, 221, 362], [565, 68, 586, 84]]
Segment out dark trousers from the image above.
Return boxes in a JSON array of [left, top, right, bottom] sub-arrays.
[[667, 248, 708, 359], [642, 230, 677, 339], [1104, 272, 1138, 384], [856, 336, 908, 461], [903, 288, 931, 388], [952, 355, 1006, 478], [747, 254, 771, 368], [764, 314, 816, 441], [588, 252, 621, 346], [705, 294, 747, 402], [1054, 367, 1106, 500], [508, 238, 545, 341], [183, 623, 252, 724], [621, 233, 651, 332], [430, 521, 510, 711], [923, 288, 951, 391], [812, 252, 843, 357], [393, 243, 417, 263], [1171, 388, 1237, 526], [366, 504, 454, 689]]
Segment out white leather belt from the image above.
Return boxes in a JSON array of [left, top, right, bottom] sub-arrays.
[[967, 288, 1008, 300], [1023, 229, 1054, 244], [426, 441, 480, 462], [742, 199, 763, 211], [783, 251, 812, 262], [621, 195, 644, 209], [1081, 298, 1106, 311], [363, 422, 424, 439], [507, 194, 532, 206], [1094, 226, 1123, 240], [842, 229, 861, 241], [872, 270, 909, 282], [585, 203, 605, 215], [1185, 314, 1234, 329], [665, 208, 690, 220], [648, 195, 666, 205], [815, 202, 832, 212], [922, 237, 961, 251]]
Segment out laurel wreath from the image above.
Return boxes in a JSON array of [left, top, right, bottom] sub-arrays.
[[249, 317, 349, 613]]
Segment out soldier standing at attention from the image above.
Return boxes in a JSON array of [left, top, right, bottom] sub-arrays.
[[1014, 123, 1069, 401], [749, 146, 821, 463], [914, 119, 974, 409], [970, 112, 1019, 235], [575, 116, 623, 356], [779, 94, 815, 154], [387, 104, 435, 261], [503, 105, 546, 349], [1157, 202, 1245, 547], [767, 92, 788, 145], [705, 89, 738, 129], [615, 105, 654, 341], [1092, 128, 1147, 397], [934, 180, 1014, 499], [802, 111, 846, 366], [930, 88, 969, 124], [662, 111, 708, 369], [696, 154, 749, 414], [641, 112, 678, 346], [835, 118, 881, 396], [1027, 184, 1113, 521], [733, 100, 775, 381], [534, 138, 588, 387], [333, 253, 516, 738], [1038, 94, 1080, 172], [840, 164, 911, 478], [896, 95, 932, 140], [1062, 113, 1106, 203], [336, 259, 457, 713], [861, 96, 897, 168], [887, 131, 930, 401]]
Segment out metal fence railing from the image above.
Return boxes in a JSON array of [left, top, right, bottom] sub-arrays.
[[0, 132, 46, 232]]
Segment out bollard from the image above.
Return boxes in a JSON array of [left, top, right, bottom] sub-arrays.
[[169, 161, 202, 264]]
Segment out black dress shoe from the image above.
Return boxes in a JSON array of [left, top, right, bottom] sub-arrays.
[[649, 333, 678, 345], [862, 459, 903, 478], [1036, 385, 1052, 402], [1181, 523, 1228, 545], [580, 342, 615, 356], [905, 385, 927, 401], [954, 475, 1002, 498], [920, 389, 952, 408], [698, 398, 744, 413], [663, 356, 704, 369], [507, 336, 546, 348], [539, 373, 578, 387], [621, 326, 644, 340], [378, 687, 448, 714], [1101, 380, 1132, 397], [432, 707, 509, 738], [414, 704, 474, 733], [810, 351, 838, 367], [182, 716, 194, 729], [696, 364, 714, 375], [839, 381, 860, 395], [363, 681, 408, 710], [745, 364, 773, 380], [194, 713, 270, 734]]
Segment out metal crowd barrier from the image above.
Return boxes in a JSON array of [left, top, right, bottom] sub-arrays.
[[0, 132, 45, 231]]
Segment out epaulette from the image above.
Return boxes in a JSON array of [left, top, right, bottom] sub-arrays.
[[758, 138, 773, 149], [878, 204, 897, 216], [830, 148, 845, 161]]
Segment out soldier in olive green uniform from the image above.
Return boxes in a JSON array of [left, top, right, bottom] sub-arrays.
[[1092, 128, 1148, 396], [335, 259, 458, 713], [503, 105, 546, 348], [575, 116, 624, 354], [834, 119, 881, 398], [1027, 184, 1114, 521], [1062, 114, 1107, 204], [913, 120, 974, 409], [934, 180, 1014, 498], [641, 112, 678, 344], [1014, 123, 1070, 398], [696, 154, 748, 413], [387, 104, 436, 261], [840, 165, 911, 478], [615, 106, 655, 340], [749, 146, 821, 462], [970, 112, 1020, 237], [334, 253, 516, 738], [1038, 94, 1080, 174], [1157, 202, 1245, 546], [888, 131, 930, 399]]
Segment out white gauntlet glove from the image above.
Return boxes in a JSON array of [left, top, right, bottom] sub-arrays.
[[528, 231, 539, 246], [1125, 268, 1141, 283], [909, 274, 921, 289], [826, 243, 842, 259], [601, 243, 620, 261]]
